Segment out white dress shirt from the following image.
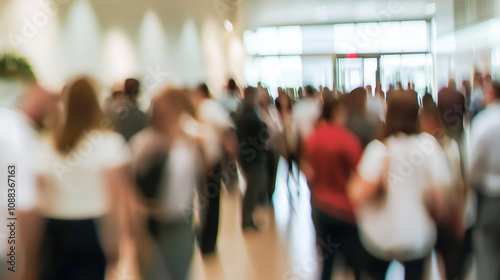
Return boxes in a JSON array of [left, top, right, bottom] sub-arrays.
[[469, 101, 500, 197], [293, 98, 321, 140]]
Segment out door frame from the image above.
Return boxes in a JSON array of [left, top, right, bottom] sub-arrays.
[[334, 55, 381, 93]]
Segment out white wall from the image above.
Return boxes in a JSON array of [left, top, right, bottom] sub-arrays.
[[434, 1, 500, 88], [0, 0, 243, 105]]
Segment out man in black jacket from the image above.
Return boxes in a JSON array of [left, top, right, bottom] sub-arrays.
[[236, 87, 269, 231], [438, 79, 465, 145]]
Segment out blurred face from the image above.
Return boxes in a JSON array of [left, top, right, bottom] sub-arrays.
[[258, 89, 270, 107], [484, 86, 497, 105], [21, 86, 58, 127], [419, 111, 435, 135], [190, 91, 204, 110], [334, 104, 347, 126], [151, 98, 178, 134], [164, 99, 182, 128]]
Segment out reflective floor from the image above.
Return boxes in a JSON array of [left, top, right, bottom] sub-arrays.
[[191, 158, 317, 280], [114, 157, 477, 280]]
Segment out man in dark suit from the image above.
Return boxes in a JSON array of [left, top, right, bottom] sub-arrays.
[[114, 78, 147, 141], [438, 79, 465, 145], [236, 87, 269, 231]]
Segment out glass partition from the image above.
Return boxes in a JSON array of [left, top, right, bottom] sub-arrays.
[[380, 54, 433, 97], [244, 56, 303, 98]]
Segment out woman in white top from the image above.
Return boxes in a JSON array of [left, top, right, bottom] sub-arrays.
[[348, 93, 452, 280], [36, 78, 133, 280], [130, 88, 204, 280]]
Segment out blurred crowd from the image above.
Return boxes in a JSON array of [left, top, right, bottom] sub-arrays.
[[0, 71, 499, 280]]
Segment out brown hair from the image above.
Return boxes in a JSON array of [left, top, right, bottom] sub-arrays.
[[419, 95, 445, 133], [124, 78, 140, 100], [150, 87, 195, 132], [379, 92, 419, 140], [348, 87, 367, 112], [56, 78, 103, 153], [322, 93, 341, 121]]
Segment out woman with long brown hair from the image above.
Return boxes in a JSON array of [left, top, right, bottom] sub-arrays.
[[35, 77, 133, 280], [348, 93, 453, 280]]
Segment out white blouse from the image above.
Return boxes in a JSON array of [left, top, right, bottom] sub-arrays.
[[356, 133, 452, 261], [36, 131, 130, 219]]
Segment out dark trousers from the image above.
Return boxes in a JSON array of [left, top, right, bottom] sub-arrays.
[[259, 149, 278, 206], [312, 208, 364, 280], [436, 226, 473, 280], [363, 252, 426, 280], [267, 150, 279, 201], [198, 162, 222, 254], [39, 218, 106, 280], [474, 194, 500, 280], [221, 148, 239, 194], [242, 159, 268, 227]]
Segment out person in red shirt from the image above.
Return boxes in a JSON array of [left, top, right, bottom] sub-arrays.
[[302, 94, 364, 280]]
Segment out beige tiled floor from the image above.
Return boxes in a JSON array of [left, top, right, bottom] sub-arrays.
[[116, 158, 476, 280], [191, 159, 318, 280], [190, 158, 477, 280]]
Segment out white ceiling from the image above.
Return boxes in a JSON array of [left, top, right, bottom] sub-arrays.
[[244, 0, 436, 29]]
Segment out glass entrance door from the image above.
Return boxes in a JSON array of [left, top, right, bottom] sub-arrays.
[[336, 54, 432, 96], [336, 57, 378, 93]]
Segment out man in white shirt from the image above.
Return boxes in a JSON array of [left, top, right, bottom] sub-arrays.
[[366, 84, 386, 123], [293, 85, 321, 141], [0, 85, 56, 279], [469, 81, 500, 280], [469, 73, 488, 120]]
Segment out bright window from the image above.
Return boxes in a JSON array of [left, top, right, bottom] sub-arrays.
[[400, 21, 428, 52], [255, 27, 280, 55], [301, 25, 334, 54], [278, 26, 302, 55], [333, 24, 357, 54]]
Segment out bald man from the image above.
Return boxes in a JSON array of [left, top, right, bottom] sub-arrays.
[[0, 85, 57, 279]]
